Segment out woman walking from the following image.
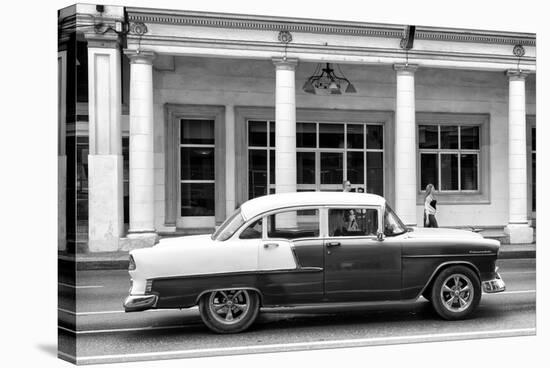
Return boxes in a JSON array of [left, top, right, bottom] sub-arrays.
[[424, 184, 438, 228]]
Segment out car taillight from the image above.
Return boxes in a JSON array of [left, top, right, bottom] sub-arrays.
[[145, 280, 153, 293], [129, 255, 136, 271]]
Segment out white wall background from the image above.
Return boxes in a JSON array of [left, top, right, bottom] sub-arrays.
[[150, 56, 536, 228]]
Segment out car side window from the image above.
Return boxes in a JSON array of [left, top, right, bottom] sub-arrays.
[[239, 218, 263, 239], [328, 208, 378, 237], [383, 205, 407, 236], [267, 209, 319, 240]]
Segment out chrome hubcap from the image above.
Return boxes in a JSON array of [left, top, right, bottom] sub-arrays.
[[440, 274, 474, 313], [208, 289, 250, 325]]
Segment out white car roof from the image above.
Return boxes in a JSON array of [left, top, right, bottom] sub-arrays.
[[240, 192, 386, 221]]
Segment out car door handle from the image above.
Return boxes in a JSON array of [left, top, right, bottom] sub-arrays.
[[326, 242, 341, 247], [264, 243, 279, 249]]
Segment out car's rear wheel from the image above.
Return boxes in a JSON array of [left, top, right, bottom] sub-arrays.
[[430, 266, 481, 320], [199, 289, 260, 333]]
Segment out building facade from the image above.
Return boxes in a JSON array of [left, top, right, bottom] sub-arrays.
[[58, 4, 536, 252]]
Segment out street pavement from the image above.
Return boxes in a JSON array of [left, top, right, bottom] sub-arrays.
[[58, 258, 536, 365]]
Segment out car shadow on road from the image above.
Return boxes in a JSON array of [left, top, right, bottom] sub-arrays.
[[118, 297, 530, 340], [253, 300, 439, 332], [35, 344, 58, 357]]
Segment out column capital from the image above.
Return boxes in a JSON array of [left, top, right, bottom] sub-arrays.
[[393, 63, 418, 74], [272, 57, 298, 70], [506, 69, 529, 81], [85, 33, 122, 49], [124, 49, 156, 65]]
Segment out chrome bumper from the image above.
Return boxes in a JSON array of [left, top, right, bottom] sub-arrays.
[[482, 273, 506, 293], [123, 294, 158, 312]]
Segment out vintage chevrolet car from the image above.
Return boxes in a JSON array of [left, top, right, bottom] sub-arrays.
[[124, 192, 505, 333]]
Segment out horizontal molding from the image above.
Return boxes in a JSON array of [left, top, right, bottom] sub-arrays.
[[128, 11, 404, 38], [416, 112, 490, 125], [416, 29, 535, 46], [127, 35, 536, 71], [126, 8, 535, 46]]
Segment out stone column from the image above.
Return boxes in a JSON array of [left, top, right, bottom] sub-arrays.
[[273, 58, 298, 227], [124, 50, 157, 246], [504, 70, 533, 244], [86, 36, 124, 252], [58, 50, 67, 251], [393, 64, 418, 226], [273, 58, 298, 194]]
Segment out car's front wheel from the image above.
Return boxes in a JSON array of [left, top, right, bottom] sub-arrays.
[[430, 266, 481, 320], [199, 289, 260, 333]]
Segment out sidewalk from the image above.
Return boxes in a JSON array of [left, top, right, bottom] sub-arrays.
[[58, 242, 536, 271]]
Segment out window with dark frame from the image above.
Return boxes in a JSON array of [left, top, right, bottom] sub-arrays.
[[122, 137, 130, 224], [328, 208, 379, 237], [266, 209, 320, 239], [180, 119, 216, 216], [419, 124, 480, 192], [247, 120, 384, 199], [247, 120, 276, 199], [75, 137, 89, 220]]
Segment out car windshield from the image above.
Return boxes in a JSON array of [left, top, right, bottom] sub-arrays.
[[384, 203, 407, 236], [211, 209, 245, 241]]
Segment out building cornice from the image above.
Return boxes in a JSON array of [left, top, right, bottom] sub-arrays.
[[126, 35, 536, 69], [415, 29, 535, 46], [126, 7, 536, 46]]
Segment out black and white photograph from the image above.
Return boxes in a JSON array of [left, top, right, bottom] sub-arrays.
[[2, 0, 548, 367]]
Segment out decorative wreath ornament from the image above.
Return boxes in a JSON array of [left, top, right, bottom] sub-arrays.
[[513, 44, 525, 57], [278, 30, 293, 44], [130, 22, 148, 35]]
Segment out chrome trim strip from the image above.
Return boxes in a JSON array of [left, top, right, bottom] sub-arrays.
[[403, 253, 496, 258], [150, 267, 320, 282], [288, 242, 301, 268], [123, 294, 158, 312], [298, 267, 323, 272], [261, 298, 419, 312]]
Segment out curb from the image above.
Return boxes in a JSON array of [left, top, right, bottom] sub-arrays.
[[498, 250, 536, 260], [59, 255, 129, 271]]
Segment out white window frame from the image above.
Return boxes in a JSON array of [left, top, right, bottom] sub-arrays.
[[247, 120, 276, 196], [416, 113, 490, 205], [418, 125, 481, 193], [178, 118, 216, 222], [326, 206, 381, 239], [299, 121, 384, 193], [234, 206, 322, 240], [247, 120, 385, 197]]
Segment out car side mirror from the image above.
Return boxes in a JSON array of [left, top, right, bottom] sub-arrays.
[[377, 232, 385, 241]]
